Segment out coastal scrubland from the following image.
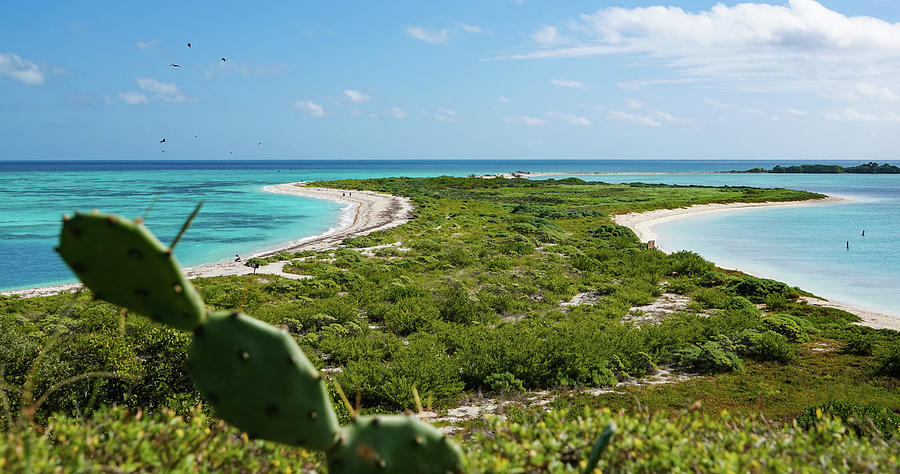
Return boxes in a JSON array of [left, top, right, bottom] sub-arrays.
[[2, 177, 899, 471]]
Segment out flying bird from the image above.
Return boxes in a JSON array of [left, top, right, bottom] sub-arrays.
[[169, 63, 180, 67], [186, 42, 191, 48], [160, 138, 166, 143], [258, 142, 261, 146], [221, 57, 227, 62]]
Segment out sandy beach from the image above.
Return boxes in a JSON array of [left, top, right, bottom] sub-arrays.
[[3, 182, 413, 298], [612, 196, 900, 331]]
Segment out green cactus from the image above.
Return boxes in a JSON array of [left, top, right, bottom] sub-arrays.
[[189, 310, 339, 449], [56, 211, 205, 331], [327, 415, 463, 474], [57, 209, 466, 472]]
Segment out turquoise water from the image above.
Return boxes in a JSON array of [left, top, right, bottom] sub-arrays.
[[2, 160, 898, 321], [567, 173, 900, 317]]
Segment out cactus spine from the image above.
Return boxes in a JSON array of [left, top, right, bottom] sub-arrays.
[[57, 210, 464, 473]]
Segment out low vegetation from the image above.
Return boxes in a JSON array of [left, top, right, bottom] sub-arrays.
[[2, 176, 898, 470], [740, 161, 900, 174]]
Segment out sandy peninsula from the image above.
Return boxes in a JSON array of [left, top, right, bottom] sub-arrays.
[[2, 182, 413, 298], [612, 196, 900, 331]]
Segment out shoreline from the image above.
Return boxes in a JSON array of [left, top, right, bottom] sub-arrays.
[[2, 182, 414, 298], [612, 196, 900, 331]]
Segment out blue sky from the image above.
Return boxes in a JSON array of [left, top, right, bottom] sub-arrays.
[[2, 0, 900, 160]]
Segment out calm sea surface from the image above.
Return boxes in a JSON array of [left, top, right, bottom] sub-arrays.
[[2, 160, 897, 319]]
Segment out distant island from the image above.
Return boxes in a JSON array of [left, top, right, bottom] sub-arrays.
[[738, 162, 900, 174]]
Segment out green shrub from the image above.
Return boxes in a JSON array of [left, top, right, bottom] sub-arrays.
[[0, 406, 324, 472], [677, 341, 743, 374], [694, 288, 731, 309], [668, 251, 715, 277], [762, 314, 807, 343], [728, 277, 794, 303], [697, 271, 729, 287], [796, 402, 900, 439], [733, 329, 796, 363], [873, 341, 900, 378], [840, 333, 876, 356], [485, 372, 525, 393], [467, 408, 900, 472], [764, 292, 789, 310]]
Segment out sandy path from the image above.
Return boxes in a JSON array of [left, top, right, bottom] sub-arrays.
[[611, 196, 900, 331], [2, 183, 413, 298]]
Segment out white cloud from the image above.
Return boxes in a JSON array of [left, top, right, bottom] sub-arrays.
[[604, 105, 692, 127], [703, 98, 765, 115], [456, 22, 484, 34], [853, 83, 899, 102], [344, 89, 371, 104], [532, 26, 563, 45], [547, 112, 592, 126], [136, 40, 156, 51], [0, 52, 45, 85], [504, 115, 546, 126], [826, 108, 900, 122], [294, 100, 325, 117], [387, 106, 407, 119], [136, 77, 194, 103], [502, 1, 900, 97], [498, 96, 512, 103], [434, 107, 456, 122], [550, 78, 585, 89], [607, 110, 661, 127], [786, 107, 810, 116], [118, 91, 149, 105], [407, 26, 451, 44]]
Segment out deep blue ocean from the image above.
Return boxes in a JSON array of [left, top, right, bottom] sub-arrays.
[[2, 159, 897, 319]]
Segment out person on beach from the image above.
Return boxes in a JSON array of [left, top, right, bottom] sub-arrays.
[[251, 261, 259, 274], [234, 254, 241, 262]]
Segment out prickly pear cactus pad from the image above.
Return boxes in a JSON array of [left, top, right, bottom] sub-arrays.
[[327, 415, 464, 474], [57, 212, 206, 330], [188, 311, 340, 450]]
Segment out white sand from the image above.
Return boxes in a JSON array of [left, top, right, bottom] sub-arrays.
[[2, 182, 413, 298], [612, 196, 900, 331]]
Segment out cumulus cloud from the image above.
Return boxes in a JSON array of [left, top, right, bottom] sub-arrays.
[[136, 77, 194, 103], [387, 106, 407, 119], [118, 91, 148, 105], [547, 112, 591, 125], [434, 107, 456, 122], [407, 26, 451, 44], [407, 22, 486, 44], [786, 107, 809, 116], [455, 22, 484, 34], [852, 83, 898, 102], [294, 100, 325, 116], [532, 26, 563, 45], [502, 1, 900, 96], [504, 115, 546, 126], [703, 98, 765, 115], [607, 110, 661, 127], [606, 105, 692, 127], [136, 40, 156, 51], [826, 108, 900, 122], [344, 89, 371, 104], [550, 78, 585, 89], [0, 52, 45, 85]]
